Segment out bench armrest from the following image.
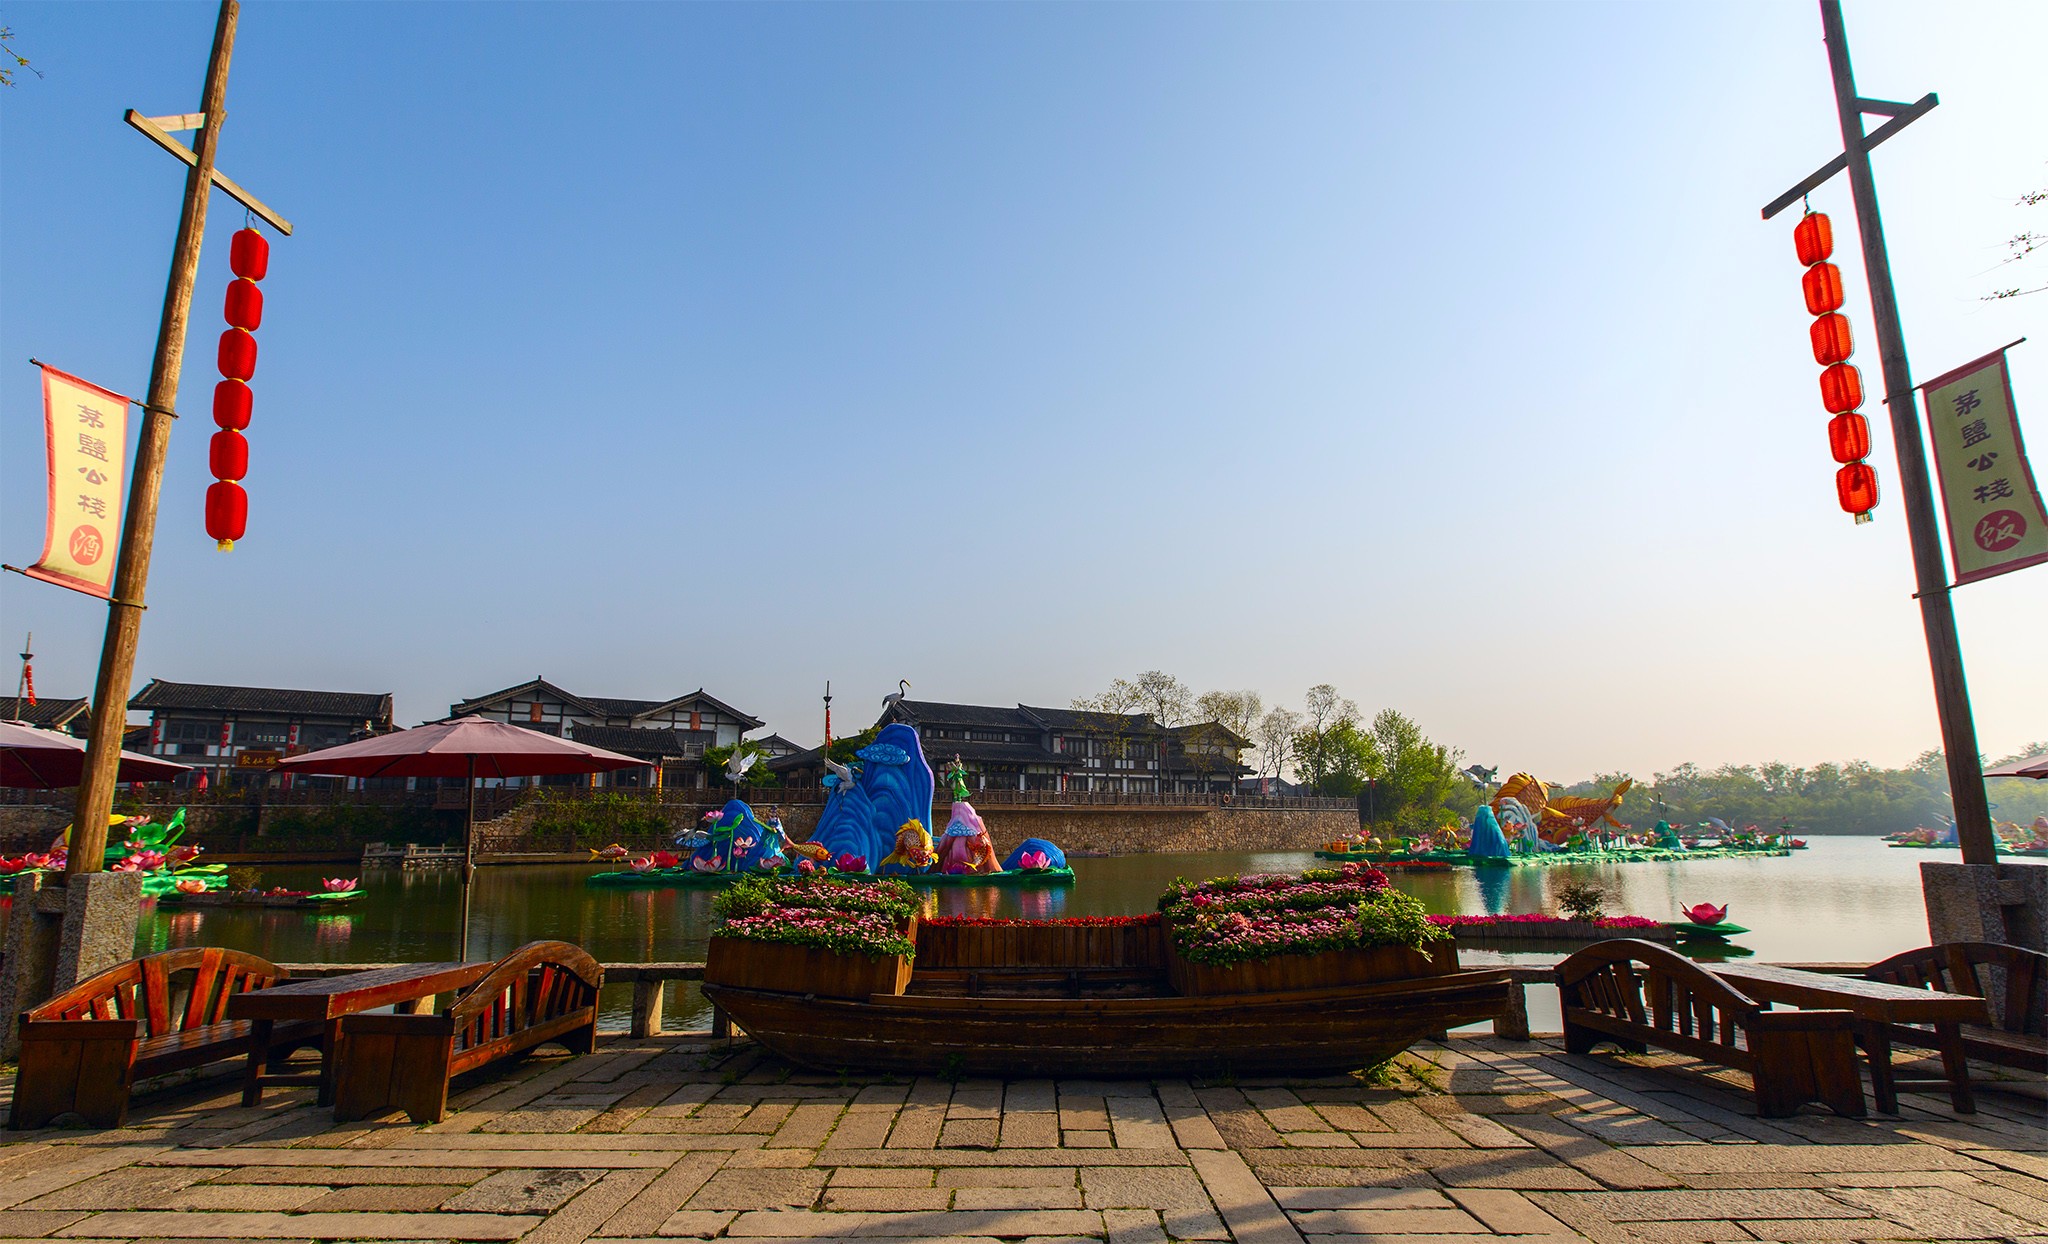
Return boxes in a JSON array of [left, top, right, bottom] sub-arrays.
[[1748, 1007, 1858, 1032]]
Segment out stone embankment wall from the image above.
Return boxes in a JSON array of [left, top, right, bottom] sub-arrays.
[[477, 800, 1354, 857]]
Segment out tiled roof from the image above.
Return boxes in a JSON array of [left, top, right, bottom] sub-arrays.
[[926, 739, 1072, 767], [883, 700, 1038, 730], [452, 680, 764, 730], [569, 725, 713, 758], [0, 696, 89, 730], [582, 696, 663, 718], [129, 680, 392, 722], [1020, 704, 1161, 732]]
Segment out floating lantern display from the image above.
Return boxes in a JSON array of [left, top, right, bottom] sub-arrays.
[[207, 227, 269, 550], [1793, 211, 1875, 522]]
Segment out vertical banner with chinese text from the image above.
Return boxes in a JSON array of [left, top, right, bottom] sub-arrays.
[[1920, 346, 2048, 586], [24, 365, 130, 598]]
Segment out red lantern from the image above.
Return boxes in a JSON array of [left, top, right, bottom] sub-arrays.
[[209, 429, 249, 481], [1801, 262, 1845, 315], [1827, 412, 1871, 464], [1794, 212, 1833, 267], [205, 480, 248, 549], [1835, 461, 1878, 515], [223, 278, 263, 331], [217, 328, 257, 381], [230, 228, 269, 281], [213, 379, 251, 430], [1819, 362, 1863, 414], [1809, 313, 1854, 365]]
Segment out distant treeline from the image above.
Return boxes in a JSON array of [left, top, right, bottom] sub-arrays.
[[1551, 747, 2048, 837]]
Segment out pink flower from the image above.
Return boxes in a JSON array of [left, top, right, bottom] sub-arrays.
[[175, 879, 207, 894], [836, 854, 867, 873], [322, 878, 357, 892], [1684, 902, 1728, 925]]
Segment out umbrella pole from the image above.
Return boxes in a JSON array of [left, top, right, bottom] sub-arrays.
[[460, 755, 475, 961]]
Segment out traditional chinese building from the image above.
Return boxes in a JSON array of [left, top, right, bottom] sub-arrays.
[[448, 678, 765, 789], [0, 695, 90, 736], [773, 698, 1250, 794], [128, 680, 394, 788]]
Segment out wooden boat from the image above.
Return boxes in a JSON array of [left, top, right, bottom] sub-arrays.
[[701, 918, 1508, 1077]]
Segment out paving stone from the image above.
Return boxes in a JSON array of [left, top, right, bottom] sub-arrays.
[[0, 1211, 90, 1237], [1832, 1185, 2043, 1238], [443, 1168, 606, 1214], [294, 1184, 463, 1212], [1734, 1219, 1906, 1240], [1624, 1143, 1992, 1175], [1404, 1150, 1604, 1191], [17, 1166, 211, 1211], [830, 1170, 937, 1188], [938, 1119, 999, 1149], [656, 1209, 739, 1237], [887, 1105, 947, 1150], [481, 1107, 603, 1134], [827, 1107, 900, 1150], [1448, 1188, 1578, 1235], [771, 1103, 845, 1150], [0, 1146, 179, 1212], [1062, 1131, 1112, 1149], [725, 1208, 1104, 1236], [822, 1187, 952, 1211], [1271, 1188, 1454, 1210], [999, 1112, 1060, 1148], [950, 1186, 1084, 1210], [727, 1148, 820, 1169], [54, 1209, 536, 1238], [1552, 1190, 1870, 1221], [1505, 1116, 1682, 1189], [1103, 1207, 1167, 1244], [937, 1169, 1078, 1189], [1437, 1112, 1537, 1148], [207, 1165, 495, 1185], [1189, 1150, 1303, 1244], [1004, 1082, 1057, 1114], [520, 1166, 663, 1244], [1288, 1208, 1490, 1234], [686, 1169, 827, 1211], [1081, 1167, 1224, 1238], [1058, 1096, 1111, 1132], [157, 1183, 328, 1210]]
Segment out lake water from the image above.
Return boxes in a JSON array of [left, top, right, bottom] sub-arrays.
[[141, 836, 1938, 1032]]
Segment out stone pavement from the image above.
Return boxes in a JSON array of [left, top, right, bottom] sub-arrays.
[[0, 1032, 2042, 1244]]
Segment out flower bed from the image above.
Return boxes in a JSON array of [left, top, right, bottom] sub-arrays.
[[711, 874, 921, 922]]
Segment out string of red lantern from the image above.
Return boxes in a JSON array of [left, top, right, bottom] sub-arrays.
[[207, 227, 268, 550], [1793, 210, 1876, 522]]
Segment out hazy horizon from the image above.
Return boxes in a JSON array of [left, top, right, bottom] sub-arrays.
[[3, 1, 2043, 783]]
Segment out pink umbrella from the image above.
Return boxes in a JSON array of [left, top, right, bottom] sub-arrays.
[[277, 716, 643, 956], [1984, 754, 2048, 780], [1, 719, 190, 788]]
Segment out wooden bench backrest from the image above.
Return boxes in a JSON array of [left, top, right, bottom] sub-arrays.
[[1558, 938, 1762, 1057], [25, 947, 288, 1038], [447, 940, 603, 1054], [1866, 941, 2047, 1036]]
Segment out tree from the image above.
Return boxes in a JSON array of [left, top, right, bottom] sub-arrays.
[[1302, 684, 1357, 735], [701, 740, 778, 788], [1358, 708, 1465, 832], [1071, 679, 1147, 767], [824, 725, 880, 765], [1195, 689, 1261, 742], [1984, 179, 2045, 301], [0, 27, 38, 88], [1292, 716, 1372, 798], [1254, 707, 1301, 782], [1132, 671, 1193, 728]]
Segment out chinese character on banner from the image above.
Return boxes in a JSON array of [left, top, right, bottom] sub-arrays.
[[19, 365, 130, 598], [1920, 346, 2048, 585]]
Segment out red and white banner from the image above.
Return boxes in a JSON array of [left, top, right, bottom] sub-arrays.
[[1921, 345, 2048, 586], [22, 365, 130, 598]]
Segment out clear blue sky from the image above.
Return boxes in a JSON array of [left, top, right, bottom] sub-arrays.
[[2, 1, 2043, 780]]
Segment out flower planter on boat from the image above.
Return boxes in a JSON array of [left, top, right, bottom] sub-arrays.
[[704, 934, 913, 1000], [1163, 919, 1456, 995]]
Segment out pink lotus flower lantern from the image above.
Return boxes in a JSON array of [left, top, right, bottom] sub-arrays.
[[1684, 902, 1728, 925], [629, 855, 656, 872], [321, 878, 357, 893], [795, 857, 817, 875], [175, 879, 208, 894], [1017, 850, 1051, 870], [836, 853, 867, 873]]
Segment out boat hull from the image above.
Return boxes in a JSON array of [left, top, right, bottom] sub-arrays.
[[702, 969, 1511, 1078]]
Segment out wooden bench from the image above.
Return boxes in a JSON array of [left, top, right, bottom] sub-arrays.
[[1865, 941, 2047, 1075], [1557, 938, 1864, 1118], [332, 941, 603, 1124], [9, 948, 321, 1129]]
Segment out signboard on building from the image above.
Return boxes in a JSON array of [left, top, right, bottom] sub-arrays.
[[1921, 345, 2048, 586], [236, 749, 283, 769], [20, 365, 130, 598]]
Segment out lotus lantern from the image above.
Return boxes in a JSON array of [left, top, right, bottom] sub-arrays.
[[1684, 902, 1729, 926]]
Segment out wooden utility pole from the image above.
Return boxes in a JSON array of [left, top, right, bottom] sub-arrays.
[[70, 0, 289, 872], [1762, 0, 1994, 866]]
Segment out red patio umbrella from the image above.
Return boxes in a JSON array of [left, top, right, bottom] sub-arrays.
[[276, 716, 643, 956], [1984, 754, 2048, 780], [1, 719, 191, 788]]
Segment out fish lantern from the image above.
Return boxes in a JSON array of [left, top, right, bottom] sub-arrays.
[[1793, 211, 1876, 522], [208, 227, 270, 550]]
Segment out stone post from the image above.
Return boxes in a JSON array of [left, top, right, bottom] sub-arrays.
[[0, 871, 145, 1061], [1921, 861, 2046, 951]]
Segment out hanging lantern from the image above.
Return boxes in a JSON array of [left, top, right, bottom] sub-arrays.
[[210, 225, 269, 551], [1827, 412, 1871, 464], [1835, 462, 1879, 516], [205, 480, 248, 550], [229, 228, 270, 281], [1793, 211, 1833, 267], [1809, 313, 1854, 365], [1794, 209, 1874, 523], [1818, 362, 1863, 413], [213, 379, 251, 430], [209, 429, 249, 481], [223, 279, 263, 331], [1800, 262, 1845, 315], [217, 328, 257, 381]]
